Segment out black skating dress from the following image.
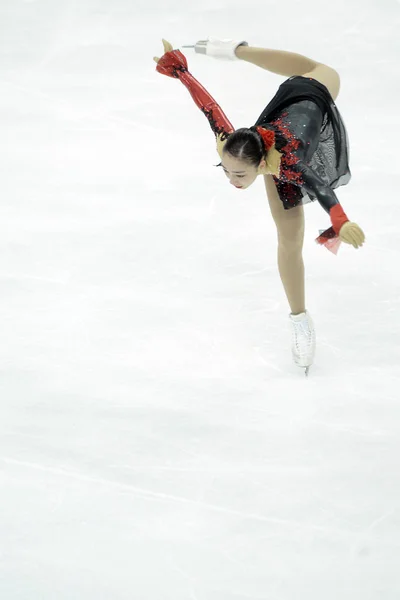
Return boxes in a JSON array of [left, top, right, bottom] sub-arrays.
[[155, 49, 353, 253], [254, 75, 351, 211]]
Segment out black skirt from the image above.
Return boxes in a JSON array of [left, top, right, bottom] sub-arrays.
[[254, 76, 351, 209]]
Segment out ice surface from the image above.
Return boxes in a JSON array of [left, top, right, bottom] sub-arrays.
[[1, 1, 400, 598]]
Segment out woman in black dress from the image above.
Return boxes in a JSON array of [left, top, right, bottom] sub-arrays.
[[153, 38, 365, 374]]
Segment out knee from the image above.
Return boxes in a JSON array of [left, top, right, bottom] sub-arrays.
[[317, 64, 340, 100], [327, 67, 340, 101]]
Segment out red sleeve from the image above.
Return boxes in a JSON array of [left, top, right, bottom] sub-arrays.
[[156, 50, 234, 138]]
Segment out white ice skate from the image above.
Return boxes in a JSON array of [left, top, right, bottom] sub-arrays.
[[182, 38, 248, 60], [289, 311, 316, 376]]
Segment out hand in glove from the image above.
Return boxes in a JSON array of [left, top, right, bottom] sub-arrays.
[[339, 221, 365, 249], [153, 39, 188, 77]]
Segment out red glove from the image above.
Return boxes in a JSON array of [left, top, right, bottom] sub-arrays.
[[330, 204, 349, 235], [156, 49, 189, 78], [154, 40, 234, 137]]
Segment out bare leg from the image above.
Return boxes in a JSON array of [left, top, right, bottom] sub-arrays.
[[264, 175, 305, 315], [235, 45, 317, 76], [235, 45, 340, 100]]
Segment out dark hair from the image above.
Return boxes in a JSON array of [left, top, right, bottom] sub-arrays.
[[222, 127, 264, 167]]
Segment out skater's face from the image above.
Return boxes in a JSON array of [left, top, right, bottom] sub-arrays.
[[221, 153, 260, 189]]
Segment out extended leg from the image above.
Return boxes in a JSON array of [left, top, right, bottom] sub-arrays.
[[235, 45, 340, 100], [235, 45, 317, 77]]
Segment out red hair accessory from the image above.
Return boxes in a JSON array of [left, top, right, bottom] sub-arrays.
[[256, 126, 276, 151]]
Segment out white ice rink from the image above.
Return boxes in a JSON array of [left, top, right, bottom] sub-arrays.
[[1, 0, 400, 598]]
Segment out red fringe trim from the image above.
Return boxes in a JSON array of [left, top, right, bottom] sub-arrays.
[[316, 226, 342, 255]]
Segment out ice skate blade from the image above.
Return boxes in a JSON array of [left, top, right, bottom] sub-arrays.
[[292, 355, 312, 376]]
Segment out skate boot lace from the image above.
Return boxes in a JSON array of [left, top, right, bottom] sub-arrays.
[[290, 314, 315, 366]]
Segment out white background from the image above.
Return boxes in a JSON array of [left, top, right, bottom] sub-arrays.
[[1, 0, 400, 598]]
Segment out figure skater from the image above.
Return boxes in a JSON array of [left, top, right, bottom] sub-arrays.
[[153, 38, 365, 374]]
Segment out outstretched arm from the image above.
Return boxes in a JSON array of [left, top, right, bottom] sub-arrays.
[[293, 159, 365, 249], [154, 39, 234, 140]]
